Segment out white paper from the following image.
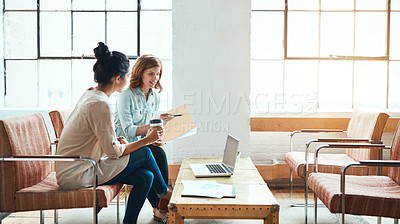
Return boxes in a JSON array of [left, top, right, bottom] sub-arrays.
[[181, 180, 236, 198]]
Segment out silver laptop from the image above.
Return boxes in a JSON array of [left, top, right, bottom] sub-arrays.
[[189, 134, 240, 177]]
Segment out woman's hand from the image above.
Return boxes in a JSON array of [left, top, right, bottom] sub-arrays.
[[117, 136, 129, 144], [160, 113, 174, 125], [146, 126, 165, 144]]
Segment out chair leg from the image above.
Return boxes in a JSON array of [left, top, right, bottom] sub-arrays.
[[394, 219, 399, 224], [54, 209, 58, 224], [125, 184, 128, 211], [117, 190, 120, 224], [93, 206, 98, 224], [40, 210, 45, 224], [377, 217, 382, 224], [305, 169, 308, 224], [290, 168, 294, 205], [314, 192, 318, 224]]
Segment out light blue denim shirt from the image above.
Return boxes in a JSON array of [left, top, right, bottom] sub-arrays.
[[114, 87, 160, 142]]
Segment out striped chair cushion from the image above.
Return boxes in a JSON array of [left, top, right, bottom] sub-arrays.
[[15, 172, 123, 211], [309, 173, 400, 219], [285, 152, 377, 178]]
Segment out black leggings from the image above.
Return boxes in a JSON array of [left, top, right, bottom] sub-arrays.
[[146, 144, 169, 209]]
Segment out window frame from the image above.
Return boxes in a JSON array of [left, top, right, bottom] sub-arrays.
[[1, 0, 172, 108], [251, 0, 399, 113]]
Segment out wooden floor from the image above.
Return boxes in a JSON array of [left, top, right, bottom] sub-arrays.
[[1, 186, 305, 223]]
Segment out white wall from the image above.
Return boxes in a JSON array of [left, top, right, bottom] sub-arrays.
[[171, 0, 251, 163], [0, 0, 3, 107]]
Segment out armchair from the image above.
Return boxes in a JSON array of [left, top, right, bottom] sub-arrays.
[[0, 113, 122, 224], [309, 136, 400, 223], [285, 110, 389, 221]]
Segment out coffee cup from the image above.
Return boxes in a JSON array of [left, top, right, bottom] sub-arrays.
[[150, 119, 163, 130]]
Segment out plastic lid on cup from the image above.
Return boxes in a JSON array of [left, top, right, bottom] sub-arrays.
[[150, 119, 163, 125]]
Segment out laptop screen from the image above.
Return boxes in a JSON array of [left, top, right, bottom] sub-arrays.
[[222, 135, 239, 170]]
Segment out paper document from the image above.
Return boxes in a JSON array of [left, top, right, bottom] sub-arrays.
[[161, 104, 197, 142], [181, 180, 236, 198]]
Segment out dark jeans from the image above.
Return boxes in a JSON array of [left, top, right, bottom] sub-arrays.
[[147, 144, 169, 209], [103, 146, 168, 224]]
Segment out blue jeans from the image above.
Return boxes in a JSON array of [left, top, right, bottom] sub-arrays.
[[103, 146, 168, 224], [147, 144, 169, 209]]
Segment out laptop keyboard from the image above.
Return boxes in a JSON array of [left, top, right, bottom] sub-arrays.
[[206, 164, 227, 174]]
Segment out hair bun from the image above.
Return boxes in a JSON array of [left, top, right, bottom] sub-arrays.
[[94, 42, 112, 62]]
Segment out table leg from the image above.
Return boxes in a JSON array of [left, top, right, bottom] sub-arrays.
[[264, 211, 279, 224], [169, 210, 184, 224]]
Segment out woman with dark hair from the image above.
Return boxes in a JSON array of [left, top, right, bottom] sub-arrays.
[[114, 54, 173, 223], [55, 43, 168, 224]]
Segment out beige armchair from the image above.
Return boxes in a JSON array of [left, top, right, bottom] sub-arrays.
[[309, 121, 400, 223], [0, 113, 122, 224], [285, 110, 389, 222]]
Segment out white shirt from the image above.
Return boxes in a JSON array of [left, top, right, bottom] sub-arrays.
[[56, 88, 129, 190]]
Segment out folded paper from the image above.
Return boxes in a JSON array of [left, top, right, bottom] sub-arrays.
[[161, 104, 197, 142]]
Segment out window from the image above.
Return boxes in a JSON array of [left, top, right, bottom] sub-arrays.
[[2, 0, 172, 110], [251, 0, 399, 114]]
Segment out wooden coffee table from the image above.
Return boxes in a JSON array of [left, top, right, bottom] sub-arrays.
[[168, 158, 280, 224]]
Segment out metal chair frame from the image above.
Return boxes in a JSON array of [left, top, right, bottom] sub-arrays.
[[313, 143, 395, 224], [0, 155, 121, 224]]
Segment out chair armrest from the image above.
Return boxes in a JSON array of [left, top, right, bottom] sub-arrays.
[[291, 129, 344, 137], [290, 129, 345, 154], [316, 138, 378, 143], [313, 143, 388, 172], [359, 159, 400, 167], [306, 138, 378, 152], [0, 155, 86, 162], [0, 155, 98, 187]]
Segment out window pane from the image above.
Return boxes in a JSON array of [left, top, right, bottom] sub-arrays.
[[389, 61, 400, 109], [321, 0, 354, 10], [159, 60, 172, 111], [40, 12, 71, 57], [72, 0, 105, 10], [354, 61, 387, 108], [319, 61, 352, 110], [107, 13, 137, 56], [40, 0, 71, 10], [106, 0, 137, 10], [390, 13, 400, 59], [4, 12, 37, 59], [392, 0, 400, 10], [355, 12, 387, 56], [284, 60, 318, 114], [73, 13, 105, 57], [5, 0, 36, 10], [140, 11, 172, 59], [251, 12, 284, 59], [252, 0, 285, 10], [39, 60, 71, 107], [5, 60, 38, 107], [356, 0, 387, 10], [72, 60, 97, 103], [251, 60, 284, 113], [287, 12, 319, 57], [320, 12, 354, 57], [288, 0, 319, 10], [141, 0, 172, 10]]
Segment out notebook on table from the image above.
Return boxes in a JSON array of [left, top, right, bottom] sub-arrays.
[[189, 134, 240, 177]]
